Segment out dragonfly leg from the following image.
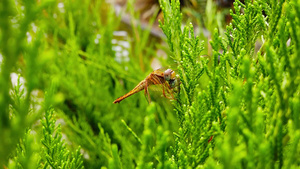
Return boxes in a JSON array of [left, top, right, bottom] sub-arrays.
[[164, 82, 175, 99], [169, 90, 175, 99]]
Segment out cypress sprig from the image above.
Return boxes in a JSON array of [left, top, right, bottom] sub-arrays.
[[160, 0, 300, 168], [41, 107, 84, 169]]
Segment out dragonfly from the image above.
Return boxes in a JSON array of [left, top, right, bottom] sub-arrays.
[[113, 68, 180, 104]]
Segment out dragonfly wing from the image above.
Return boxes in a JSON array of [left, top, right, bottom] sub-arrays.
[[148, 74, 175, 100], [148, 83, 175, 100], [144, 79, 151, 103], [154, 64, 179, 73]]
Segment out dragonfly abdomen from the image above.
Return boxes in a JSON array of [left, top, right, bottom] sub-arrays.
[[113, 80, 146, 103]]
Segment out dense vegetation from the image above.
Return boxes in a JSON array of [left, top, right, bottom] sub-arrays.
[[0, 0, 299, 168]]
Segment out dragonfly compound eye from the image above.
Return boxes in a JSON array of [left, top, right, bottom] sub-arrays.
[[164, 69, 173, 81], [164, 69, 175, 81]]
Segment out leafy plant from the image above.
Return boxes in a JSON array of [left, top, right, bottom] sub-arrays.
[[159, 0, 300, 168]]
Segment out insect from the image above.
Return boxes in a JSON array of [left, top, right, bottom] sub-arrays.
[[113, 68, 180, 104]]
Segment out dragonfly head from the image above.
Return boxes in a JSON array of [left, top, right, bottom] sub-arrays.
[[164, 69, 176, 81]]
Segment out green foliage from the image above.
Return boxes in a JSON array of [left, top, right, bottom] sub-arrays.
[[6, 78, 84, 169], [159, 0, 300, 168], [40, 106, 83, 168], [0, 0, 299, 168]]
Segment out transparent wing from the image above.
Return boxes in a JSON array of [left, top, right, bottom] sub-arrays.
[[150, 82, 175, 99], [154, 64, 178, 73], [148, 72, 177, 100]]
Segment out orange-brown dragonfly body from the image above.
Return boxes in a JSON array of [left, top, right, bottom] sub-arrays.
[[113, 68, 179, 104]]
